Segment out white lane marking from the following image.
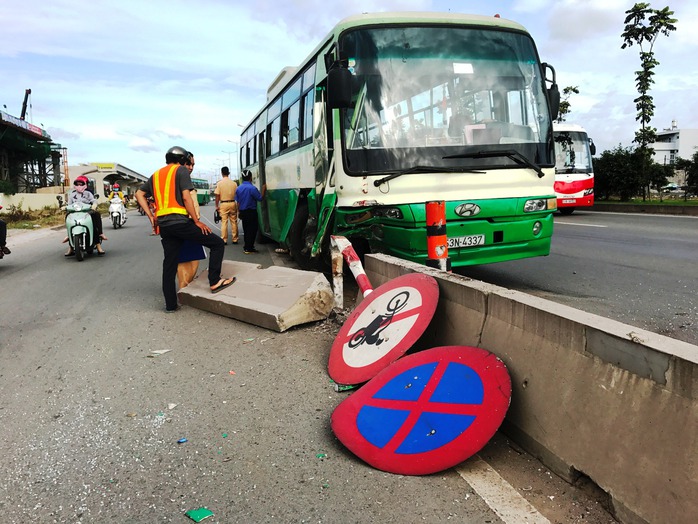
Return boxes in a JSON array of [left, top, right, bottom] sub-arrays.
[[456, 455, 550, 524], [555, 221, 607, 228]]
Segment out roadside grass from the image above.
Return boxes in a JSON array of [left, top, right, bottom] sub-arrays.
[[599, 196, 698, 206], [2, 202, 111, 229]]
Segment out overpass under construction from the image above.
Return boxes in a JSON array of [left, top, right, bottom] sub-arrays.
[[0, 89, 64, 193], [1, 90, 147, 206]]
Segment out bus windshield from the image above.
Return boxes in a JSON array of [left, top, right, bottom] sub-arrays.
[[554, 131, 593, 174], [339, 26, 553, 175]]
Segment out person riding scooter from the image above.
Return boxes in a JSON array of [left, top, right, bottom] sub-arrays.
[[65, 176, 107, 256], [107, 183, 128, 228], [108, 183, 126, 203]]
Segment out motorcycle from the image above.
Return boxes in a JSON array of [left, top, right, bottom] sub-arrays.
[[109, 196, 127, 228], [58, 195, 101, 262]]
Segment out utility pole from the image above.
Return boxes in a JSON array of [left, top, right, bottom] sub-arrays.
[[221, 149, 233, 169]]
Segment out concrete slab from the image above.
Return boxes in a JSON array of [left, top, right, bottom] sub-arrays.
[[177, 260, 334, 332]]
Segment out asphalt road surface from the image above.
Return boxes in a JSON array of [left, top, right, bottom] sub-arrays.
[[0, 207, 619, 523], [457, 210, 698, 346]]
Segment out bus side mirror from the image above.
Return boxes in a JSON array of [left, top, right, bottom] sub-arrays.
[[542, 63, 561, 120], [589, 138, 596, 156], [547, 84, 560, 121], [327, 67, 352, 109]]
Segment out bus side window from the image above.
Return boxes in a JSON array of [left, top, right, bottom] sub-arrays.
[[281, 112, 289, 150], [302, 90, 313, 142], [269, 118, 281, 156], [282, 100, 300, 149]]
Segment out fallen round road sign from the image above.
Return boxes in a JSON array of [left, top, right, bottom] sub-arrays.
[[328, 273, 439, 385], [331, 345, 511, 475]]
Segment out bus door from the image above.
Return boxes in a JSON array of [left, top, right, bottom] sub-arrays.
[[257, 131, 271, 236], [311, 77, 338, 258]]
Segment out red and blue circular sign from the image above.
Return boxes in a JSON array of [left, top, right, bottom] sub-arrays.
[[331, 345, 511, 475], [328, 273, 439, 385]]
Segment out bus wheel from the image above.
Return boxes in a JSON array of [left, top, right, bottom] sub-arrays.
[[559, 207, 575, 216], [289, 204, 316, 270]]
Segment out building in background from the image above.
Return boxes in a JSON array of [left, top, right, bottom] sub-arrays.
[[651, 121, 698, 166]]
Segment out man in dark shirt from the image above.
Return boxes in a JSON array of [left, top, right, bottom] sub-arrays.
[[235, 170, 264, 254], [136, 146, 235, 312]]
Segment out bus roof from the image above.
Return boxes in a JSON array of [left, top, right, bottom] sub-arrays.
[[333, 11, 528, 33]]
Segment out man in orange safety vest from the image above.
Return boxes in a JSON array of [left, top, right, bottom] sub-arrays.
[[136, 146, 236, 312]]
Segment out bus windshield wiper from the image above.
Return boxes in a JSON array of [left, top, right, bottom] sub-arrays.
[[373, 165, 484, 187], [443, 149, 545, 178]]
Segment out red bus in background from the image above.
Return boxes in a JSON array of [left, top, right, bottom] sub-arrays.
[[553, 123, 596, 215]]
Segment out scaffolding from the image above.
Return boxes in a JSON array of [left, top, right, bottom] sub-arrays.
[[0, 116, 62, 193]]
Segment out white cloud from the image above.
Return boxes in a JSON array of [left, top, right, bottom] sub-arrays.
[[1, 0, 697, 174]]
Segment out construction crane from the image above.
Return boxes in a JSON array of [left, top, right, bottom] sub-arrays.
[[20, 88, 31, 120]]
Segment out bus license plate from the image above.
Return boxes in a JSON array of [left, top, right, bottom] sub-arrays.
[[447, 234, 486, 248], [562, 199, 576, 204]]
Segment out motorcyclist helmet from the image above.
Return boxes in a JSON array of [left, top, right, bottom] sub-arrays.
[[113, 183, 120, 190], [73, 175, 89, 193], [166, 146, 189, 165]]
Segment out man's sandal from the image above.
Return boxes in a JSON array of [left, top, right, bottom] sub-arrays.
[[211, 276, 236, 293]]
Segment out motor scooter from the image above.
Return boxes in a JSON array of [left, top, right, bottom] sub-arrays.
[[57, 195, 101, 261], [109, 196, 127, 228]]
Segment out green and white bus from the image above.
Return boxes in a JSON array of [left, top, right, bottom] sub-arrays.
[[191, 178, 211, 205], [239, 12, 560, 269]]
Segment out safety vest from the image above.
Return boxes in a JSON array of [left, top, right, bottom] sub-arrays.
[[152, 164, 188, 217]]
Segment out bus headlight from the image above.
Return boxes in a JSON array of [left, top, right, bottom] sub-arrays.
[[373, 207, 403, 219], [524, 199, 546, 212], [532, 221, 542, 235], [524, 198, 556, 213]]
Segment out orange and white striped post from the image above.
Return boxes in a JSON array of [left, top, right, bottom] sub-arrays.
[[330, 235, 374, 311], [425, 200, 451, 272]]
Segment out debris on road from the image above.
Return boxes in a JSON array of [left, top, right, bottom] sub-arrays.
[[185, 507, 214, 522]]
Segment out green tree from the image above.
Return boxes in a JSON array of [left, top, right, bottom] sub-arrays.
[[0, 179, 17, 195], [621, 3, 677, 198], [557, 86, 579, 122], [677, 152, 698, 194], [594, 145, 644, 201], [647, 161, 672, 201]]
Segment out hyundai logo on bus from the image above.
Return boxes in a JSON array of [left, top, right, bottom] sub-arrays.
[[454, 203, 481, 217]]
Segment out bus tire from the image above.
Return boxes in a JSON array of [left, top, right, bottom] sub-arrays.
[[289, 204, 316, 270]]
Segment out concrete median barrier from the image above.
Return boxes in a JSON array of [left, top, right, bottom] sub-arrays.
[[364, 253, 697, 524], [177, 260, 334, 332]]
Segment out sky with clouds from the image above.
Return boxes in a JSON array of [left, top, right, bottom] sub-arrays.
[[2, 0, 697, 181]]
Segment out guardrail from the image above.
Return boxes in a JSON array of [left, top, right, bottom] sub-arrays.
[[363, 253, 697, 524]]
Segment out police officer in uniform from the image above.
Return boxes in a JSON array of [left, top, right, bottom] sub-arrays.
[[214, 166, 239, 245]]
